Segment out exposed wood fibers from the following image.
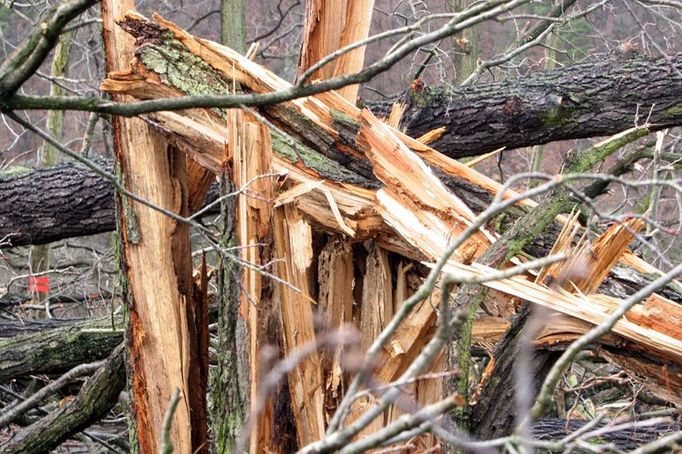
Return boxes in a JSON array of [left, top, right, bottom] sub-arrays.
[[102, 13, 682, 448]]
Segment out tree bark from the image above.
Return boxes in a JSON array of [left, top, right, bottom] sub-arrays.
[[531, 418, 677, 451], [0, 162, 115, 247], [372, 52, 682, 159], [0, 345, 125, 454], [0, 316, 122, 382], [0, 161, 220, 247], [470, 304, 560, 440]]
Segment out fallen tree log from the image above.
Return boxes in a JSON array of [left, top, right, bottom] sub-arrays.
[[0, 316, 122, 382], [0, 161, 115, 247], [530, 417, 678, 451], [0, 344, 125, 454], [373, 52, 682, 159], [0, 161, 221, 247]]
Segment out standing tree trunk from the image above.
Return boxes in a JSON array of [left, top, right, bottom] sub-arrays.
[[29, 32, 72, 305], [101, 1, 208, 452], [449, 0, 479, 84]]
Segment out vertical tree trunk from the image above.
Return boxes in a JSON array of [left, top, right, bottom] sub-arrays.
[[101, 1, 207, 452], [449, 0, 479, 84], [221, 0, 246, 54], [210, 2, 254, 452], [30, 32, 72, 304]]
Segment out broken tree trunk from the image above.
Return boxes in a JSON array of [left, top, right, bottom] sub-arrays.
[[8, 52, 682, 245], [101, 2, 207, 452], [99, 12, 682, 362], [297, 0, 375, 102]]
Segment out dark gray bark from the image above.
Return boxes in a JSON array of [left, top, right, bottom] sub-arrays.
[[531, 418, 678, 450], [470, 304, 561, 440], [0, 162, 115, 247], [378, 52, 682, 159], [0, 161, 220, 247]]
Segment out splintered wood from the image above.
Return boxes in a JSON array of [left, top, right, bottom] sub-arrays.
[[102, 3, 207, 453], [274, 205, 326, 446], [297, 0, 376, 102], [103, 12, 682, 451], [229, 109, 278, 450]]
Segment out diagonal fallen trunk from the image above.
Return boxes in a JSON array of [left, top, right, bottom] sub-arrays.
[[373, 52, 682, 159]]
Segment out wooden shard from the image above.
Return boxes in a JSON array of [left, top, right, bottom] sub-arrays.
[[297, 0, 376, 102], [273, 205, 325, 446], [230, 108, 279, 450]]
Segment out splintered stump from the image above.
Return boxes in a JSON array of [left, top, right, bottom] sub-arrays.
[[102, 2, 207, 452], [97, 11, 682, 452]]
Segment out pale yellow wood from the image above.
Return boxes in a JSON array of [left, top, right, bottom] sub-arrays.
[[230, 109, 276, 452], [101, 2, 200, 452], [297, 0, 375, 102], [317, 237, 354, 422], [274, 205, 326, 446]]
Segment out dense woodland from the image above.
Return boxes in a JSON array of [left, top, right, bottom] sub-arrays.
[[1, 0, 682, 453]]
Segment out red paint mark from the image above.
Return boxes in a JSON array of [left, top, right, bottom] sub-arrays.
[[28, 276, 49, 293]]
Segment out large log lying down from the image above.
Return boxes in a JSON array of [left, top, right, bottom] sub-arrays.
[[100, 9, 682, 384], [374, 52, 682, 159], [0, 161, 222, 247], [531, 418, 678, 451], [0, 162, 115, 247]]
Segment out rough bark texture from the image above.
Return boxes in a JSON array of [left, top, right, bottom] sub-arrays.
[[0, 345, 125, 454], [0, 162, 115, 247], [0, 161, 220, 247], [531, 418, 678, 450], [471, 304, 561, 440], [0, 316, 122, 382], [374, 53, 682, 159]]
